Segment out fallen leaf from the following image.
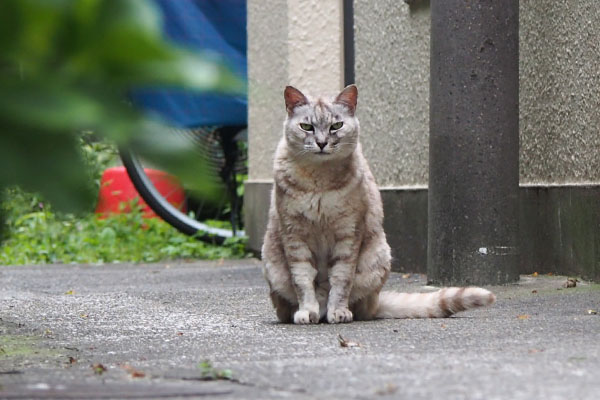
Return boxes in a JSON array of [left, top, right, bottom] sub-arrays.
[[401, 273, 411, 279], [440, 323, 447, 329], [131, 370, 145, 378], [564, 278, 578, 288], [517, 314, 530, 320], [338, 334, 361, 348], [65, 290, 75, 295], [528, 349, 544, 354], [68, 356, 77, 364], [122, 364, 146, 378], [531, 290, 538, 294], [92, 363, 107, 375], [177, 332, 184, 336], [587, 309, 597, 315], [375, 383, 398, 395], [80, 314, 88, 319], [532, 272, 539, 277], [547, 272, 553, 276]]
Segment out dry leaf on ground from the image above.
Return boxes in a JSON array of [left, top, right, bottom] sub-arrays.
[[122, 364, 146, 378], [338, 334, 361, 348], [92, 363, 107, 375], [564, 278, 578, 288], [376, 383, 398, 395]]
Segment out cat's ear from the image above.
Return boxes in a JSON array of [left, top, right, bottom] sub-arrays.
[[335, 84, 358, 115], [284, 86, 308, 116]]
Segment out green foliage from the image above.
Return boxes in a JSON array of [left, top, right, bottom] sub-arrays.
[[198, 360, 233, 381], [0, 190, 249, 265], [0, 0, 244, 217], [78, 131, 120, 192]]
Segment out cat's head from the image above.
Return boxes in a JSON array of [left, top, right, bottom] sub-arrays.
[[283, 85, 359, 161]]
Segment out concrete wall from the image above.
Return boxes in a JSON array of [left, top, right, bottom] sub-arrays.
[[246, 0, 600, 280], [519, 1, 600, 184], [246, 0, 345, 251], [247, 0, 344, 182], [354, 0, 430, 187], [352, 0, 600, 187], [247, 0, 288, 182]]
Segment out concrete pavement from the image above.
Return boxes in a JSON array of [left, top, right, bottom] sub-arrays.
[[1, 260, 599, 399]]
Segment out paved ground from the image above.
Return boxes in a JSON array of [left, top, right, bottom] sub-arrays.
[[1, 260, 599, 400]]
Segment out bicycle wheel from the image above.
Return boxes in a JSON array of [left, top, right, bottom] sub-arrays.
[[119, 126, 246, 244]]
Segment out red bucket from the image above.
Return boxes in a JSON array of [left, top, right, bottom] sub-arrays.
[[95, 167, 187, 218]]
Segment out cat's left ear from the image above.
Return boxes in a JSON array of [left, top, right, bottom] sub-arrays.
[[335, 85, 358, 115]]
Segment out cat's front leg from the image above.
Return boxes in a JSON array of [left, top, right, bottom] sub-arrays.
[[327, 261, 355, 323], [327, 239, 359, 323], [289, 260, 320, 324]]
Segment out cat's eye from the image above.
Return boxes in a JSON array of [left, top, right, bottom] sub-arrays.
[[330, 122, 343, 130], [299, 123, 314, 131]]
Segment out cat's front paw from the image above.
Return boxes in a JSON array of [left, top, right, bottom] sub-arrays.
[[327, 308, 353, 324], [294, 309, 320, 324]]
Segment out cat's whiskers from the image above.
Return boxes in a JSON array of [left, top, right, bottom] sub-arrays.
[[292, 148, 310, 158], [332, 142, 357, 153]]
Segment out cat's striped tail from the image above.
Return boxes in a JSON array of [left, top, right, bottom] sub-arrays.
[[375, 287, 495, 319]]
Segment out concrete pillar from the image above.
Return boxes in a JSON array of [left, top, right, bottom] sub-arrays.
[[428, 0, 520, 285]]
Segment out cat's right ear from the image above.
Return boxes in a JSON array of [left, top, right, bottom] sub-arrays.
[[284, 86, 308, 116]]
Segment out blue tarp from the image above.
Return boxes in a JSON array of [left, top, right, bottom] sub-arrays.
[[130, 0, 247, 128]]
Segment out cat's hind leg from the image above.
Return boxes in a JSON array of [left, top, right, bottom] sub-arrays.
[[348, 238, 391, 320], [263, 258, 302, 323], [269, 291, 298, 323], [351, 292, 380, 321]]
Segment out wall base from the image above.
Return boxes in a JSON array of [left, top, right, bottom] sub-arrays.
[[244, 181, 600, 282]]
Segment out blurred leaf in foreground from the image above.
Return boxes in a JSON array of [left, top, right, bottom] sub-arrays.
[[0, 0, 245, 218]]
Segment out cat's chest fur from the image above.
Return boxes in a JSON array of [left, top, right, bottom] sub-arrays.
[[277, 167, 363, 227], [290, 188, 350, 223]]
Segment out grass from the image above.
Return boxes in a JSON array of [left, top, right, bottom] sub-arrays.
[[0, 188, 249, 266]]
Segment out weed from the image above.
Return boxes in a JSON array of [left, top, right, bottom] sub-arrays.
[[0, 188, 249, 265], [198, 360, 233, 380]]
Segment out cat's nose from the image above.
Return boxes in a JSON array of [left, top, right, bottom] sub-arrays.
[[316, 141, 327, 150]]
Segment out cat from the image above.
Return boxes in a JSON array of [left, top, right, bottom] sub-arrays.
[[262, 84, 495, 324]]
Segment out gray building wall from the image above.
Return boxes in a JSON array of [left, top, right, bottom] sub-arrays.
[[354, 0, 430, 188], [247, 0, 288, 182], [355, 0, 600, 187], [246, 0, 600, 280], [520, 1, 600, 184]]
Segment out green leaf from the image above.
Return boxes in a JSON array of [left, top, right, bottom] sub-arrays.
[[0, 126, 94, 213], [0, 0, 246, 222]]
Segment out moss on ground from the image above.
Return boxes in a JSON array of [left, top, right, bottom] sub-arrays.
[[0, 334, 64, 369]]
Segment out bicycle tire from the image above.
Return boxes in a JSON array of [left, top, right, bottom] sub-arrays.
[[119, 149, 243, 244]]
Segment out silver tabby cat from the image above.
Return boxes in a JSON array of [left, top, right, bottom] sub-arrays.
[[262, 85, 495, 324]]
